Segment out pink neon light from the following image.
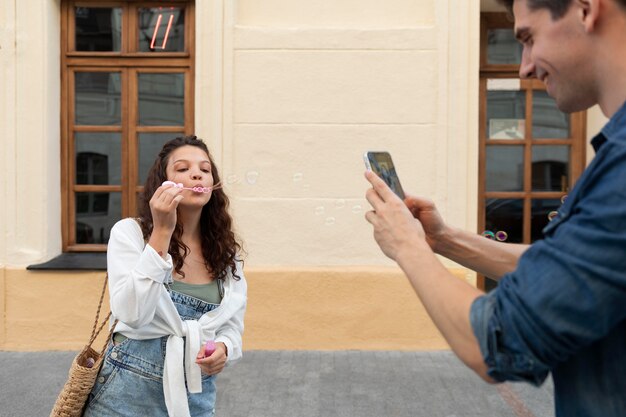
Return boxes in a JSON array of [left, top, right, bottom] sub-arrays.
[[161, 181, 223, 193], [161, 14, 174, 49], [150, 13, 175, 50], [149, 14, 162, 50]]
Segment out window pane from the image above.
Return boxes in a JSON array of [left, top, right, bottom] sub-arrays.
[[485, 198, 524, 243], [138, 7, 185, 52], [487, 91, 526, 139], [138, 73, 185, 126], [75, 72, 122, 125], [532, 91, 570, 138], [486, 146, 524, 192], [75, 192, 121, 244], [138, 132, 183, 185], [75, 132, 121, 185], [532, 146, 570, 191], [531, 199, 562, 242], [487, 29, 522, 65], [75, 7, 122, 52]]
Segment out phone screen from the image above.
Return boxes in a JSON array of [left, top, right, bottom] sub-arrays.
[[364, 151, 405, 199]]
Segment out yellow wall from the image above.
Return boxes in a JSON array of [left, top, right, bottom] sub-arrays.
[[0, 267, 470, 351]]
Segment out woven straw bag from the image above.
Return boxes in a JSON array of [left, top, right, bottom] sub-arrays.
[[50, 276, 117, 417]]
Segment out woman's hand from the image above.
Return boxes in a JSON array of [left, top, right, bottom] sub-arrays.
[[195, 342, 228, 376], [149, 183, 184, 235], [147, 183, 184, 257]]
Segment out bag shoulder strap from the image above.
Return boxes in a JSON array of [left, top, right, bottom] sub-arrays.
[[87, 275, 118, 355]]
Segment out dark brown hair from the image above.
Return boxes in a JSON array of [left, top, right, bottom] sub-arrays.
[[497, 0, 626, 19], [138, 135, 243, 281]]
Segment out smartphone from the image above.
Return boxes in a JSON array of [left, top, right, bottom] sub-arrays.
[[363, 151, 405, 199]]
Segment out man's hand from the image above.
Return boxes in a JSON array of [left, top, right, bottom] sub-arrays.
[[364, 170, 429, 261]]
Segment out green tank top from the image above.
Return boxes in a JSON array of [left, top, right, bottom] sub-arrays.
[[113, 279, 222, 343]]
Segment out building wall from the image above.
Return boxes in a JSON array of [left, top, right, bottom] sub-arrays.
[[2, 0, 481, 351]]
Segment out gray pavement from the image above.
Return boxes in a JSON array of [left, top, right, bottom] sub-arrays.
[[0, 350, 554, 417]]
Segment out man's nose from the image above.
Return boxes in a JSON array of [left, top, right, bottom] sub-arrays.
[[519, 48, 536, 79]]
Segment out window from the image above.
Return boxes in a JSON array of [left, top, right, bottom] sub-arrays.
[[61, 1, 195, 251], [478, 13, 586, 290]]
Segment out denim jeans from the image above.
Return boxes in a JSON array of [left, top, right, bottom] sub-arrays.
[[84, 290, 220, 417]]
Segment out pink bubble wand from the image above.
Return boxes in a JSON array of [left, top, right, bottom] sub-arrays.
[[162, 180, 223, 193]]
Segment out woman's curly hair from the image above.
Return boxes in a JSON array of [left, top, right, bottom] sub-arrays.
[[138, 135, 243, 281]]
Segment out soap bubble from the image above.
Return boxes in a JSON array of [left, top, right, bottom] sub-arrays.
[[548, 211, 558, 221], [293, 173, 303, 182], [335, 199, 345, 209], [325, 217, 335, 226], [495, 231, 508, 241], [245, 171, 259, 185], [227, 175, 239, 184], [482, 231, 495, 240], [315, 206, 325, 216], [352, 205, 362, 214]]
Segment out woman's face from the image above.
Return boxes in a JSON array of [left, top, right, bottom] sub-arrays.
[[165, 145, 215, 207]]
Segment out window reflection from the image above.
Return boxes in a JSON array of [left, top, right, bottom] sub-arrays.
[[75, 192, 121, 244], [75, 72, 122, 125], [531, 199, 562, 241], [487, 29, 522, 65], [485, 198, 524, 244], [138, 7, 185, 52], [486, 146, 524, 192], [532, 146, 570, 191], [75, 7, 122, 52], [138, 73, 185, 126], [533, 91, 570, 138], [138, 132, 183, 185], [75, 132, 121, 185], [487, 90, 526, 139]]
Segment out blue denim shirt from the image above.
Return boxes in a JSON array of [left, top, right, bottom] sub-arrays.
[[470, 101, 626, 417]]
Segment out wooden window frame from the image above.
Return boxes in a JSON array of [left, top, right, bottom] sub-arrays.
[[478, 13, 586, 290], [61, 0, 195, 252]]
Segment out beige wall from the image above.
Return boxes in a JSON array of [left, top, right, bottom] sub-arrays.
[[196, 0, 482, 268], [12, 0, 616, 352], [0, 0, 62, 269]]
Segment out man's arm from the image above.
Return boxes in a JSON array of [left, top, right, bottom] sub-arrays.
[[364, 171, 494, 381], [433, 225, 529, 280], [401, 193, 529, 280], [396, 240, 495, 382]]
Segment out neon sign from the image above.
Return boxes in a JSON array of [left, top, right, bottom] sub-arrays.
[[150, 8, 175, 50]]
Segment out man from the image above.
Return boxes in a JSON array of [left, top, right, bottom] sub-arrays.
[[364, 0, 626, 416]]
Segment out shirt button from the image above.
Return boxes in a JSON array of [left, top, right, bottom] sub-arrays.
[[110, 352, 118, 359], [98, 376, 105, 383]]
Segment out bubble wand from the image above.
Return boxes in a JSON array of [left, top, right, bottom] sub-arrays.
[[162, 180, 223, 193]]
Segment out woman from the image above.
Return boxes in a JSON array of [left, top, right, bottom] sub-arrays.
[[84, 135, 247, 417]]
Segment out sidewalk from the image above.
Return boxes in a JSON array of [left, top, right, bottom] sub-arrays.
[[0, 350, 554, 417]]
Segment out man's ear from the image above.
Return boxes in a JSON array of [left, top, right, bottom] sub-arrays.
[[575, 0, 601, 33]]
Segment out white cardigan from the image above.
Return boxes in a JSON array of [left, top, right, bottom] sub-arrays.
[[107, 218, 247, 417]]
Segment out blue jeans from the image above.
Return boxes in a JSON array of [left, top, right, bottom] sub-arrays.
[[84, 290, 220, 417]]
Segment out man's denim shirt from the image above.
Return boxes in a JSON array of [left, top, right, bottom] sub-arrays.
[[470, 101, 626, 417]]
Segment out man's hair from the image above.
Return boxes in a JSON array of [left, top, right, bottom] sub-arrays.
[[497, 0, 626, 19]]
